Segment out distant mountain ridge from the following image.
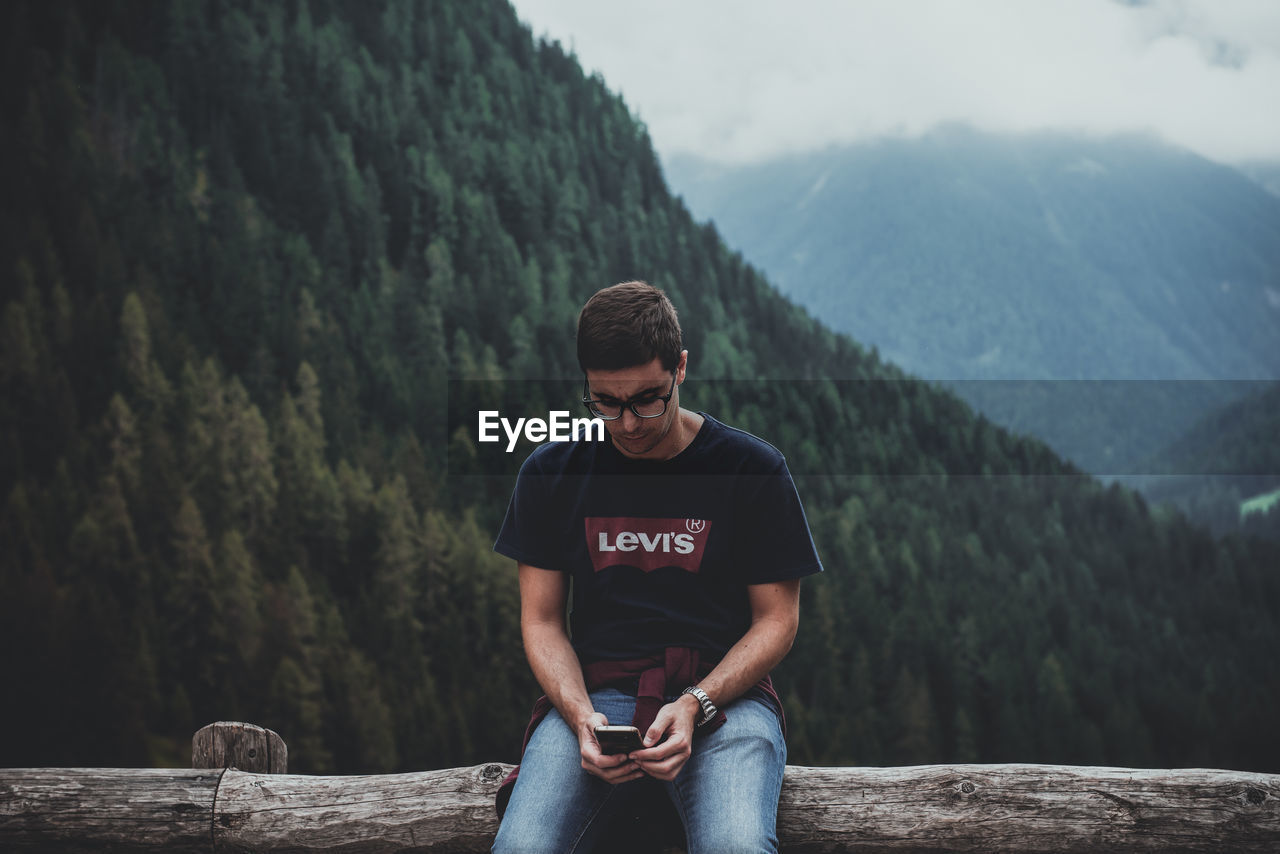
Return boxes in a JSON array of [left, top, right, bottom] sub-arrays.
[[665, 128, 1280, 383], [1238, 161, 1280, 198], [665, 129, 1280, 472]]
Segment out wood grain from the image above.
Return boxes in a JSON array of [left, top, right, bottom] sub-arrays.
[[3, 763, 1278, 852], [776, 763, 1280, 853], [193, 721, 288, 775], [212, 763, 511, 853], [0, 767, 221, 852]]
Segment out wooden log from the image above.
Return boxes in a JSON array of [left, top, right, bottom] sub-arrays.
[[2, 763, 1278, 852], [193, 721, 287, 774], [212, 763, 511, 853], [776, 763, 1280, 853], [0, 767, 221, 852]]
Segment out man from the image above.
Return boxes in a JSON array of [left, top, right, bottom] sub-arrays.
[[492, 281, 823, 854]]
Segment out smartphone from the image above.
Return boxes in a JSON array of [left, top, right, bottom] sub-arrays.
[[594, 725, 644, 755]]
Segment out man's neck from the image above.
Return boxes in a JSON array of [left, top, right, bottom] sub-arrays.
[[664, 408, 704, 460]]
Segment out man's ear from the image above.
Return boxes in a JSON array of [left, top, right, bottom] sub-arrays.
[[677, 349, 689, 383]]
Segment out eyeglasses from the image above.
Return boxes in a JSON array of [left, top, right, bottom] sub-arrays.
[[582, 372, 677, 420]]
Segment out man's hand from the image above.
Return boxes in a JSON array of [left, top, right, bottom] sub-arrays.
[[577, 711, 645, 784], [630, 693, 700, 781]]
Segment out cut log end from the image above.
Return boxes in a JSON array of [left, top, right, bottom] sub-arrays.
[[192, 721, 287, 774]]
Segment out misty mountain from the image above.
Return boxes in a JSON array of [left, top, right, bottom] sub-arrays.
[[1238, 161, 1280, 198], [665, 128, 1280, 469], [667, 127, 1280, 381]]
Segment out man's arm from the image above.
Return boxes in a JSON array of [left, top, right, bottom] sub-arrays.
[[518, 562, 644, 784], [630, 577, 801, 781]]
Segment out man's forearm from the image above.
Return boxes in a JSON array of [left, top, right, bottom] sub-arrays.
[[693, 613, 797, 709], [635, 612, 796, 774], [523, 619, 595, 729], [523, 616, 644, 784]]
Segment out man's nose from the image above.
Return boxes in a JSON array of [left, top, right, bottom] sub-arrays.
[[619, 408, 643, 432]]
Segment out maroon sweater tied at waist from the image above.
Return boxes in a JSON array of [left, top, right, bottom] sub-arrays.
[[496, 646, 783, 817]]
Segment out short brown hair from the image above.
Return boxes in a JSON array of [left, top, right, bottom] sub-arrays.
[[577, 281, 683, 372]]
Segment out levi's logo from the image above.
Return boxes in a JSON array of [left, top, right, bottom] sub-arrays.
[[584, 517, 713, 574]]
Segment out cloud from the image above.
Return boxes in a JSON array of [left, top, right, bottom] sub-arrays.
[[511, 0, 1280, 165]]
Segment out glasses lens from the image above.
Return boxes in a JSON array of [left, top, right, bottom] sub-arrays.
[[588, 401, 622, 419], [632, 398, 667, 418]]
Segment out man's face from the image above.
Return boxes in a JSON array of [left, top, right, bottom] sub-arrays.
[[584, 352, 687, 460]]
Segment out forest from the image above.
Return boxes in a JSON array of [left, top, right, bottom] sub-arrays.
[[2, 0, 1278, 776], [1131, 382, 1280, 539]]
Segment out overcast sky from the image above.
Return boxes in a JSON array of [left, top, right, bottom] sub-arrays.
[[509, 0, 1280, 167]]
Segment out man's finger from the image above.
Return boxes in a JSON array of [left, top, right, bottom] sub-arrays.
[[586, 758, 641, 783], [587, 750, 631, 768], [633, 732, 686, 761], [644, 714, 673, 747], [608, 767, 645, 784], [636, 755, 686, 781]]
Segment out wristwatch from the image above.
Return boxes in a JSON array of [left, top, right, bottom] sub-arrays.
[[682, 685, 718, 727]]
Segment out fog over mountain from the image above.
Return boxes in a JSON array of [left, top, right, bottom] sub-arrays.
[[665, 128, 1280, 473], [1238, 161, 1280, 198], [666, 127, 1280, 384], [514, 0, 1280, 169]]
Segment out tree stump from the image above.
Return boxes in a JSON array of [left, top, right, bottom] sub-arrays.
[[192, 721, 287, 774]]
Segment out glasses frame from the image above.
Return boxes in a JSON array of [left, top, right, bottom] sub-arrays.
[[581, 371, 678, 421]]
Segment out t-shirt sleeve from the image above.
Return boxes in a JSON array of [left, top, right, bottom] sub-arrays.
[[493, 452, 562, 571], [734, 458, 824, 584]]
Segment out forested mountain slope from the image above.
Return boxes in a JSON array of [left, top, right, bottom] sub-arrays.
[[1129, 383, 1280, 538], [2, 0, 1277, 775]]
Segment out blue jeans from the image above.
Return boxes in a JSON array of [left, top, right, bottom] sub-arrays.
[[492, 688, 786, 854]]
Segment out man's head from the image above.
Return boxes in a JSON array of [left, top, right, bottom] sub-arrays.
[[578, 281, 690, 460], [576, 281, 682, 373]]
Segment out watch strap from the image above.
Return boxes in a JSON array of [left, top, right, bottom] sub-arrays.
[[682, 685, 718, 727]]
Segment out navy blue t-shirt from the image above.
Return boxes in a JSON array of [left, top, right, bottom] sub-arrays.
[[494, 413, 823, 662]]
